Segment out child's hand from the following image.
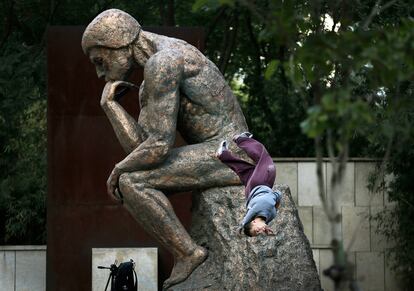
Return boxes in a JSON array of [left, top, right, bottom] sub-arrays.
[[264, 226, 275, 236], [275, 200, 281, 209]]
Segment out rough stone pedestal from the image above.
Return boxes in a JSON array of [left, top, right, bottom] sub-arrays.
[[171, 185, 321, 291]]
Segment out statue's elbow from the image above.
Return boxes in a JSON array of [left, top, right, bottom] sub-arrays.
[[157, 144, 171, 163], [145, 138, 174, 165]]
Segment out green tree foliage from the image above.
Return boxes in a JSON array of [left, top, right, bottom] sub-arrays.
[[196, 0, 414, 287], [0, 0, 217, 244], [0, 0, 312, 244], [194, 2, 314, 156], [0, 32, 47, 244], [1, 1, 413, 285], [369, 88, 414, 286]]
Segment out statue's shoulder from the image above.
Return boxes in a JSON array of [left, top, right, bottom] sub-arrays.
[[144, 49, 185, 84], [145, 49, 184, 72]]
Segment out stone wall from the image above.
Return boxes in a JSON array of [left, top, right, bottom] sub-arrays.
[[0, 160, 403, 291], [276, 159, 401, 291], [0, 245, 46, 291]]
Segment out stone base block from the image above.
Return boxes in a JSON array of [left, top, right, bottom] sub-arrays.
[[171, 184, 321, 290]]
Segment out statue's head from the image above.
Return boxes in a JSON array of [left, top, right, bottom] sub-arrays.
[[82, 9, 141, 81], [82, 9, 141, 54]]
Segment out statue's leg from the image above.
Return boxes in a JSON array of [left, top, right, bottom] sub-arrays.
[[118, 177, 206, 289], [118, 141, 240, 289], [121, 141, 241, 191]]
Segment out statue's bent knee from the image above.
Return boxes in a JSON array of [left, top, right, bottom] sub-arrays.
[[118, 172, 145, 201], [118, 173, 132, 191]]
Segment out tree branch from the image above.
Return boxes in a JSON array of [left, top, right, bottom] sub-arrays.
[[0, 0, 15, 50], [166, 0, 175, 26], [315, 135, 334, 220], [244, 12, 262, 66], [159, 0, 165, 25], [219, 13, 238, 74], [205, 6, 227, 44], [362, 0, 398, 30], [238, 0, 267, 22]]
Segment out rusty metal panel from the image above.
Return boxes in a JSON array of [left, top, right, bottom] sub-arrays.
[[47, 26, 204, 291]]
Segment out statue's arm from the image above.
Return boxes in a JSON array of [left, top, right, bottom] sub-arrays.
[[100, 81, 144, 153], [114, 50, 183, 173]]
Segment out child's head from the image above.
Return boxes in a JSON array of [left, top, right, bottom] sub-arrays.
[[243, 222, 254, 237], [243, 217, 270, 237]]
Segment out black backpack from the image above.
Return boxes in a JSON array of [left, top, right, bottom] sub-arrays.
[[98, 259, 138, 291]]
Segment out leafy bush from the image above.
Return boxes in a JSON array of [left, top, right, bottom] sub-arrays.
[[0, 35, 46, 244]]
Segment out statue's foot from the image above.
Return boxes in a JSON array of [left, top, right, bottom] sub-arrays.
[[163, 246, 208, 290]]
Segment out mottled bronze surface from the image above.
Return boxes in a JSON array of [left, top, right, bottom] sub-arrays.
[[82, 9, 248, 289], [48, 26, 200, 291]]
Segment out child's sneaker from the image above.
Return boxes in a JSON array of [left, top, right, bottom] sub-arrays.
[[233, 132, 253, 142], [216, 140, 228, 156]]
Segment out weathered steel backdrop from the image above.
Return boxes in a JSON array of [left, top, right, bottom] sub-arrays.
[[47, 26, 204, 291]]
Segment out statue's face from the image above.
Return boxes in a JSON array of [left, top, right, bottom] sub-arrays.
[[88, 47, 134, 82]]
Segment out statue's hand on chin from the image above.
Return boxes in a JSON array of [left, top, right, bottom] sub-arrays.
[[100, 80, 138, 106]]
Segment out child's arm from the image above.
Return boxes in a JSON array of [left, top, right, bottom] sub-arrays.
[[240, 206, 258, 227]]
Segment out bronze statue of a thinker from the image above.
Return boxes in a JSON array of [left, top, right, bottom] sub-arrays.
[[82, 9, 248, 289]]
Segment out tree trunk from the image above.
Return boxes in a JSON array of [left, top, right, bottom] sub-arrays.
[[170, 185, 321, 290], [159, 0, 175, 26]]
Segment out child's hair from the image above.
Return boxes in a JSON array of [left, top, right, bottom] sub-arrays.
[[243, 222, 253, 237]]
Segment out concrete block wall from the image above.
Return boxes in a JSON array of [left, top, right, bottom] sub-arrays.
[[0, 246, 46, 291], [277, 159, 402, 291]]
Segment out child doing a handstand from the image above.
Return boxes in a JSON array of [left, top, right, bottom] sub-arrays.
[[216, 132, 282, 237]]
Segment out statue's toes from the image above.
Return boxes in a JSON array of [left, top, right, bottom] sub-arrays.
[[162, 276, 182, 290], [162, 280, 171, 290], [162, 247, 208, 290]]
